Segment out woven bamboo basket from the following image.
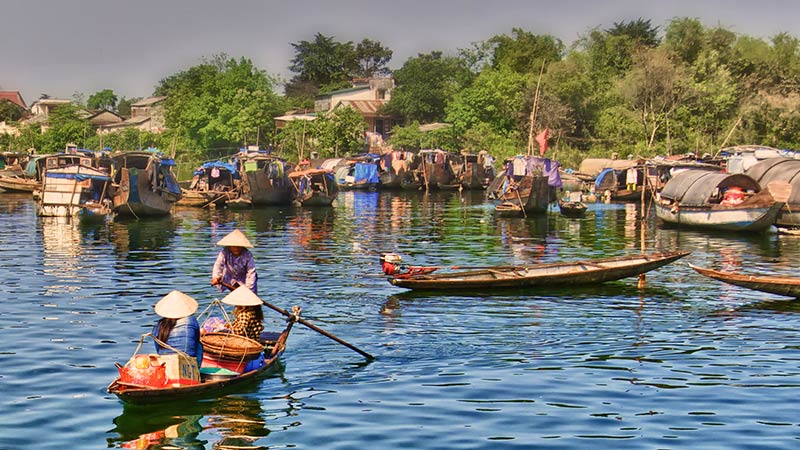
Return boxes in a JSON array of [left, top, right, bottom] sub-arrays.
[[201, 332, 263, 361]]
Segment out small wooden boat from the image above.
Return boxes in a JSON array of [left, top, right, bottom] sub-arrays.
[[689, 264, 800, 298], [0, 174, 40, 193], [288, 168, 338, 207], [107, 317, 295, 404], [177, 161, 239, 208], [388, 251, 690, 290], [558, 200, 587, 218], [655, 170, 791, 232], [235, 147, 295, 206], [487, 156, 561, 217]]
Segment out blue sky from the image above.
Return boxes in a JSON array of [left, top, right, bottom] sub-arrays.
[[2, 0, 798, 104]]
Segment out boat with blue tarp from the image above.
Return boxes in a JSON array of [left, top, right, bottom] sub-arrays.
[[110, 149, 182, 217], [178, 160, 240, 207]]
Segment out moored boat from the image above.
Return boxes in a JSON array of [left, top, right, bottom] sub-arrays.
[[177, 161, 239, 208], [234, 147, 295, 206], [110, 150, 182, 217], [386, 251, 690, 290], [487, 155, 562, 216], [38, 158, 112, 218], [558, 199, 587, 218], [654, 170, 791, 232], [689, 264, 800, 298], [329, 155, 380, 190], [288, 168, 338, 207]]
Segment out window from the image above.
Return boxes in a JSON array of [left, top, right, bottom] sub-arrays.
[[376, 89, 386, 100]]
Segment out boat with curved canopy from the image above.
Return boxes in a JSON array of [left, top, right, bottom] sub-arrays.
[[654, 170, 790, 232]]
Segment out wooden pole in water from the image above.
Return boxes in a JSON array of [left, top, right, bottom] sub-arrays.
[[638, 167, 647, 289]]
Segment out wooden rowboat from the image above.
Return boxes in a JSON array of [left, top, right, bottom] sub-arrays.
[[558, 200, 587, 218], [107, 317, 295, 404], [689, 264, 800, 298], [389, 251, 689, 290]]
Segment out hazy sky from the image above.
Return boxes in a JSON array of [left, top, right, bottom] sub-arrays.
[[2, 0, 798, 105]]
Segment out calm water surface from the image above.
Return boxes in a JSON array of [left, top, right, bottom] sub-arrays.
[[0, 190, 799, 449]]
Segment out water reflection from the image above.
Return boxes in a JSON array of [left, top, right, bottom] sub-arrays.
[[110, 217, 177, 260]]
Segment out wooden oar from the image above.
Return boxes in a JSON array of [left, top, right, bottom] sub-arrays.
[[216, 281, 375, 360]]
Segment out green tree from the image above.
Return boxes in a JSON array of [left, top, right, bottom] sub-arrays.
[[389, 121, 459, 151], [445, 66, 527, 136], [606, 18, 661, 47], [156, 55, 285, 156], [664, 17, 706, 65], [40, 103, 93, 152], [619, 48, 689, 149], [489, 28, 564, 74], [0, 100, 25, 122], [354, 38, 393, 77], [116, 97, 140, 118], [286, 33, 356, 99], [385, 51, 473, 123], [315, 106, 367, 158], [87, 89, 119, 111]]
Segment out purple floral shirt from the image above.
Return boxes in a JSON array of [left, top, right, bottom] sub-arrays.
[[212, 248, 258, 294]]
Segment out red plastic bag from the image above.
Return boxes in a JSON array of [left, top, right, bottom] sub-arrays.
[[118, 354, 167, 387]]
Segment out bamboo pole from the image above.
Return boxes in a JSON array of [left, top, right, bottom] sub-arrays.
[[527, 60, 546, 155]]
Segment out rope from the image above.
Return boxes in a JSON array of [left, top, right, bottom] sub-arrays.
[[125, 202, 139, 220], [126, 332, 192, 364]]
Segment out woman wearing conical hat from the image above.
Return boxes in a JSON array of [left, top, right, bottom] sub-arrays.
[[152, 290, 203, 366], [211, 229, 258, 294], [221, 285, 264, 341]]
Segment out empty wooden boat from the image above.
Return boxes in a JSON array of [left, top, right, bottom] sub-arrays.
[[388, 251, 690, 290], [689, 264, 800, 298]]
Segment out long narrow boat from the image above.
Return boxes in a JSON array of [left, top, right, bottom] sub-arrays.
[[689, 264, 800, 298], [388, 251, 690, 290], [107, 316, 295, 404]]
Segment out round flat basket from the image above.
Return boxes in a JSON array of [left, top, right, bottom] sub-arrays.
[[201, 332, 263, 361]]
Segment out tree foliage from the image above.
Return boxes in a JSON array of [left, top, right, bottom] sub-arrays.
[[489, 28, 564, 73], [285, 34, 393, 103], [87, 89, 118, 111], [155, 54, 285, 156], [386, 51, 473, 123]]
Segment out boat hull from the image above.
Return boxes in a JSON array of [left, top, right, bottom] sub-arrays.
[[655, 202, 783, 232], [0, 175, 39, 193], [113, 167, 180, 217], [389, 251, 689, 290], [689, 264, 800, 298]]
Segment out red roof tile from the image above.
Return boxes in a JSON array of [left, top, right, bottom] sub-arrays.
[[0, 91, 27, 109]]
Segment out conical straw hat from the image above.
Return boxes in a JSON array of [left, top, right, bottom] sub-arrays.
[[216, 229, 254, 248], [154, 290, 199, 319], [221, 285, 263, 306]]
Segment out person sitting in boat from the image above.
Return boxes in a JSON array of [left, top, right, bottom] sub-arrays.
[[380, 252, 438, 279], [721, 186, 745, 206], [211, 229, 258, 294], [152, 290, 203, 366], [221, 285, 265, 341]]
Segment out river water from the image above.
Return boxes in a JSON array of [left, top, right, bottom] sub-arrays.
[[0, 190, 798, 449]]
